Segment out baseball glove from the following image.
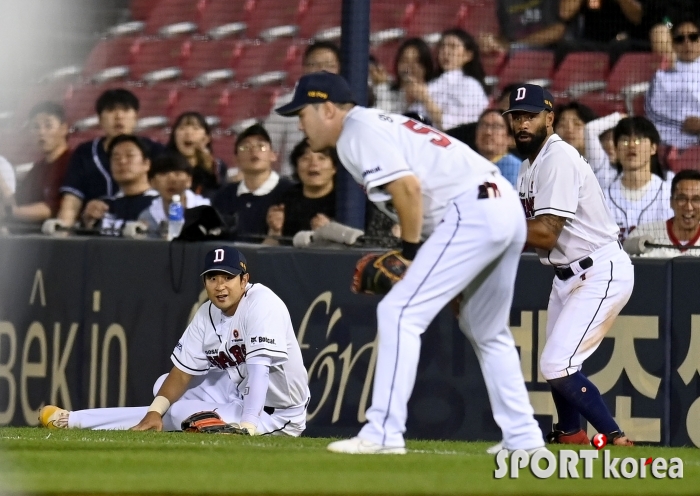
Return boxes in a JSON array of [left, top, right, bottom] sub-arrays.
[[351, 250, 410, 295], [181, 411, 251, 435]]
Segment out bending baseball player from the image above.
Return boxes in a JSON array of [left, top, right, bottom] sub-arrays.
[[277, 72, 545, 454], [505, 84, 634, 446], [40, 246, 310, 436]]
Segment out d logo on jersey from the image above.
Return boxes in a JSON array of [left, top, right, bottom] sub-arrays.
[[213, 249, 225, 263], [515, 87, 527, 101]]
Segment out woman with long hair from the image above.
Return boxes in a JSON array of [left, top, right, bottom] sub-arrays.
[[431, 28, 489, 130], [166, 111, 227, 199], [605, 116, 674, 240]]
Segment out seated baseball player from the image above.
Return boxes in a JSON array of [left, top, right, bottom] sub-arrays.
[[627, 169, 700, 257], [39, 246, 310, 436]]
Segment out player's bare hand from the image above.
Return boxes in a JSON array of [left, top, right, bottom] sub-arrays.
[[310, 213, 331, 230], [682, 116, 700, 135], [131, 411, 163, 431], [81, 200, 109, 228], [369, 63, 390, 87], [266, 204, 284, 234], [478, 33, 506, 54]]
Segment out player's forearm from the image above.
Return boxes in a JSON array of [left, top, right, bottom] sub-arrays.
[[241, 362, 270, 429], [154, 366, 193, 406], [616, 0, 642, 25], [526, 217, 560, 251], [520, 23, 565, 47], [384, 175, 423, 244], [56, 194, 83, 225]]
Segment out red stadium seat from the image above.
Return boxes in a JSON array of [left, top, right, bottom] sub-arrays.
[[371, 0, 417, 43], [220, 87, 280, 132], [180, 39, 238, 83], [404, 1, 467, 39], [64, 83, 125, 129], [668, 146, 700, 173], [170, 85, 231, 125], [496, 50, 555, 91], [131, 0, 161, 21], [211, 132, 237, 168], [82, 37, 139, 83], [199, 0, 253, 38], [298, 0, 342, 40], [245, 0, 304, 41], [131, 85, 180, 122], [550, 52, 609, 95], [371, 40, 402, 77], [231, 40, 302, 86], [462, 0, 499, 37], [130, 38, 187, 83], [145, 0, 204, 37]]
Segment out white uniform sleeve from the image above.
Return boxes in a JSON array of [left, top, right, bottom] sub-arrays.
[[240, 358, 271, 427], [170, 303, 210, 375], [337, 116, 414, 203], [0, 156, 16, 194], [243, 291, 291, 366], [533, 145, 580, 219], [585, 113, 621, 173]]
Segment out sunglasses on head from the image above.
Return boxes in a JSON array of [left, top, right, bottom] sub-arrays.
[[673, 32, 700, 43]]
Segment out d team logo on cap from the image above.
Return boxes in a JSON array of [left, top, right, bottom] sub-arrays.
[[503, 83, 555, 115], [201, 247, 248, 277]]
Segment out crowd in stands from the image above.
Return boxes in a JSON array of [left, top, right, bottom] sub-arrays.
[[1, 1, 700, 258]]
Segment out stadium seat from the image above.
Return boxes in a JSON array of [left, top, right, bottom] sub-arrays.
[[245, 0, 304, 41], [170, 85, 231, 126], [370, 0, 416, 44], [180, 39, 238, 83], [219, 87, 280, 132], [131, 85, 180, 129], [64, 83, 126, 130], [550, 52, 609, 97], [462, 0, 499, 37], [210, 132, 237, 168], [145, 0, 203, 37], [130, 38, 187, 83], [404, 1, 467, 39], [496, 50, 555, 91], [131, 0, 161, 21], [231, 40, 302, 86], [578, 52, 664, 116], [668, 146, 700, 173], [82, 37, 138, 83], [371, 40, 402, 76], [200, 0, 250, 39], [298, 0, 342, 40]]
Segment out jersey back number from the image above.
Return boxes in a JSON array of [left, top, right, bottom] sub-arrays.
[[402, 119, 452, 148]]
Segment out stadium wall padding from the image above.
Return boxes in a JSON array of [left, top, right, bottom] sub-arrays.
[[0, 236, 696, 447]]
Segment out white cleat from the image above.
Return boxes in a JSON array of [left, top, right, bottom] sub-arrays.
[[486, 441, 504, 454], [39, 405, 70, 429], [327, 437, 407, 455]]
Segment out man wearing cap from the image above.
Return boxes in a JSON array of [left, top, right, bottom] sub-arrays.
[[277, 71, 545, 454], [505, 83, 635, 447], [39, 247, 310, 436]]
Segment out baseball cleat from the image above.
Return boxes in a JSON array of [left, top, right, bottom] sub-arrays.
[[487, 441, 548, 455], [546, 426, 590, 445], [486, 441, 504, 454], [39, 405, 70, 429], [327, 437, 406, 455], [607, 431, 634, 447]]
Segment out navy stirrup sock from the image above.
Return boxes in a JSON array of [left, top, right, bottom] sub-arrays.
[[548, 371, 620, 434], [550, 387, 581, 433]]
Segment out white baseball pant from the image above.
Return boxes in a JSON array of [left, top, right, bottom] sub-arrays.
[[68, 370, 306, 436], [359, 174, 544, 450], [540, 242, 634, 380]]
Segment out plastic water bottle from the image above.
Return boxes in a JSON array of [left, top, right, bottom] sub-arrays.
[[167, 194, 184, 241]]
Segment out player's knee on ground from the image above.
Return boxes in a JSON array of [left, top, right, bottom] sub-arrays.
[[152, 373, 168, 397]]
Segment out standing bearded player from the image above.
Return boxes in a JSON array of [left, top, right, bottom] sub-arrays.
[[505, 84, 634, 447], [277, 72, 544, 454]]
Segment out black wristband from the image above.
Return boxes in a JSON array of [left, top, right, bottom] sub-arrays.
[[401, 240, 419, 261]]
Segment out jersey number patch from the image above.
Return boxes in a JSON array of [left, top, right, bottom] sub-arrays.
[[402, 119, 452, 147]]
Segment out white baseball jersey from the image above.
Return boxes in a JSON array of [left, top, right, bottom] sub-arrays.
[[517, 134, 619, 266], [171, 283, 309, 409], [605, 174, 674, 241], [632, 219, 700, 257], [336, 106, 499, 238]]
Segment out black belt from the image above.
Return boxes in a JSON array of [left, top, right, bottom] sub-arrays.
[[554, 257, 593, 281], [263, 406, 275, 415]]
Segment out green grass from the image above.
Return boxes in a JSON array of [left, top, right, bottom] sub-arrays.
[[0, 427, 698, 495]]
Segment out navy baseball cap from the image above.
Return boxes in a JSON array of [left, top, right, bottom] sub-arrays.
[[503, 84, 554, 115], [275, 71, 356, 116], [201, 247, 247, 277]]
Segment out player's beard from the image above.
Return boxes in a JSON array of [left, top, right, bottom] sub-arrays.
[[514, 125, 548, 156]]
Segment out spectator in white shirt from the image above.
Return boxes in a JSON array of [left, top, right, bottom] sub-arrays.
[[605, 116, 674, 240], [632, 169, 700, 257], [585, 112, 625, 189], [646, 16, 700, 150], [430, 28, 489, 130]]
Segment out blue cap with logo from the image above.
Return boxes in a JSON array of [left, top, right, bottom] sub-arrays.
[[503, 83, 555, 115], [201, 246, 247, 277], [275, 71, 356, 116]]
